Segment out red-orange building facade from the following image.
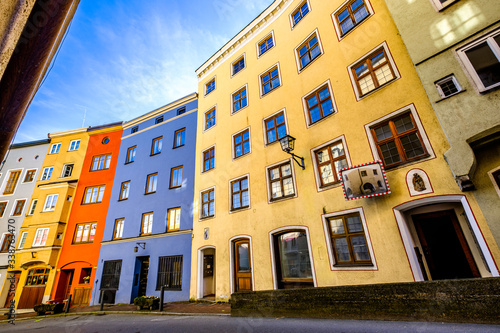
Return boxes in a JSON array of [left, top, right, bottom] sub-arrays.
[[51, 123, 122, 306]]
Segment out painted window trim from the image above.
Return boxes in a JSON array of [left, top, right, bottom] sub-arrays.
[[49, 143, 61, 154], [82, 185, 106, 205], [141, 212, 154, 236], [262, 108, 289, 146], [2, 169, 22, 195], [265, 158, 298, 204], [204, 76, 216, 96], [173, 128, 186, 148], [68, 139, 81, 151], [0, 201, 7, 218], [301, 79, 338, 127], [167, 207, 181, 232], [90, 154, 112, 171], [151, 136, 163, 156], [42, 194, 58, 212], [203, 105, 217, 132], [200, 186, 216, 220], [18, 231, 28, 249], [169, 165, 184, 189], [231, 54, 246, 77], [201, 145, 216, 174], [27, 199, 38, 215], [72, 222, 97, 244], [429, 0, 459, 11], [331, 0, 374, 40], [259, 63, 282, 98], [125, 146, 137, 164], [232, 127, 252, 160], [229, 174, 251, 213], [256, 31, 276, 58], [294, 29, 324, 73], [40, 167, 53, 181], [60, 163, 74, 178], [435, 74, 462, 99], [23, 169, 37, 183], [32, 227, 49, 247], [119, 181, 130, 201], [113, 218, 125, 240], [11, 198, 26, 216], [231, 84, 249, 115], [289, 0, 311, 29], [145, 173, 158, 194]]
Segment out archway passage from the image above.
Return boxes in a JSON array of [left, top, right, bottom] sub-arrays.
[[412, 210, 480, 280]]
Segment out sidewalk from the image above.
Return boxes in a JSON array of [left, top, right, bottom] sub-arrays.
[[0, 301, 230, 322]]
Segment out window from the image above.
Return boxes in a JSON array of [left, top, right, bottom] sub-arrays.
[[114, 218, 124, 239], [260, 65, 281, 96], [493, 169, 500, 189], [303, 82, 336, 125], [232, 56, 245, 76], [49, 143, 61, 154], [12, 199, 25, 216], [314, 140, 348, 188], [325, 212, 372, 266], [141, 212, 153, 235], [233, 129, 250, 158], [25, 268, 50, 286], [91, 154, 112, 171], [40, 167, 53, 181], [232, 86, 248, 114], [0, 202, 6, 217], [430, 0, 458, 11], [43, 194, 58, 211], [28, 199, 37, 215], [73, 222, 97, 244], [79, 268, 92, 284], [205, 78, 215, 95], [167, 207, 181, 232], [174, 128, 185, 148], [349, 43, 398, 99], [3, 170, 21, 194], [61, 164, 74, 178], [24, 169, 36, 182], [131, 126, 139, 134], [370, 112, 428, 168], [146, 173, 158, 194], [435, 75, 462, 98], [68, 139, 80, 151], [126, 146, 136, 164], [83, 186, 105, 204], [119, 181, 130, 200], [457, 29, 500, 92], [296, 31, 322, 70], [201, 188, 215, 219], [177, 107, 186, 115], [100, 260, 122, 290], [156, 255, 183, 290], [205, 107, 216, 130], [155, 116, 164, 124], [18, 231, 28, 249], [202, 148, 215, 172], [258, 33, 274, 56], [264, 111, 287, 144], [231, 176, 249, 211], [0, 234, 14, 253], [291, 0, 310, 27], [151, 136, 163, 155], [33, 228, 49, 246], [267, 161, 296, 201], [170, 166, 183, 188], [333, 0, 372, 37]]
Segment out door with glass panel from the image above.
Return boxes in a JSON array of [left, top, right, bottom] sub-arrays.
[[233, 239, 252, 292], [274, 231, 313, 289]]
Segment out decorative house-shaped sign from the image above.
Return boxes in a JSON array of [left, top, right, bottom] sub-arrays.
[[339, 161, 391, 200]]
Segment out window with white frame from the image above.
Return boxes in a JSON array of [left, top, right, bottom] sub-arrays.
[[263, 110, 288, 145], [49, 143, 61, 154], [456, 29, 500, 92], [266, 160, 297, 201], [28, 199, 38, 215], [232, 85, 248, 114], [258, 32, 275, 57], [295, 30, 323, 71], [33, 228, 49, 247], [43, 194, 58, 211], [430, 0, 459, 11], [61, 164, 74, 178], [302, 81, 336, 126], [205, 77, 216, 95], [259, 64, 281, 96], [200, 188, 215, 219], [205, 107, 216, 131], [68, 139, 80, 151], [232, 128, 251, 159], [332, 0, 373, 38], [232, 55, 246, 76], [435, 75, 462, 98], [230, 176, 250, 211], [312, 138, 349, 190], [18, 231, 28, 249], [40, 167, 53, 181], [290, 0, 310, 27]]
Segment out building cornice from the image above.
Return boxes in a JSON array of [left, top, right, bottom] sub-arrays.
[[101, 229, 193, 245], [48, 127, 88, 139]]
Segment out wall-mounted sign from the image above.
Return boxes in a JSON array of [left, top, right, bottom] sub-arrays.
[[339, 161, 391, 200]]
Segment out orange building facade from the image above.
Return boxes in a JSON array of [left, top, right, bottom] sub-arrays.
[[51, 123, 122, 306]]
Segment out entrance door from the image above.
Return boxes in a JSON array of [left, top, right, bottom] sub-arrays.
[[64, 270, 74, 300], [3, 272, 20, 308], [199, 248, 215, 299], [412, 210, 480, 280], [233, 240, 252, 292], [131, 256, 149, 302]]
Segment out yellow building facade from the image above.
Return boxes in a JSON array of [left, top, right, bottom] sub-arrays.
[[190, 0, 500, 302], [8, 128, 89, 309]]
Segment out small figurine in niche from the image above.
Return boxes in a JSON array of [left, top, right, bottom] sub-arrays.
[[412, 173, 426, 192]]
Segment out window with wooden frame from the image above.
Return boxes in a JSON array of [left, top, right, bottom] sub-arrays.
[[349, 44, 398, 98], [12, 199, 25, 216], [303, 83, 335, 125], [145, 173, 158, 194], [260, 65, 281, 96], [156, 255, 183, 290], [233, 129, 250, 158], [326, 212, 372, 266], [333, 0, 371, 37], [205, 107, 216, 130], [83, 186, 105, 204], [126, 146, 136, 164], [25, 268, 50, 286], [18, 231, 28, 249], [174, 128, 185, 148], [264, 111, 287, 144], [0, 233, 13, 253], [230, 176, 249, 211], [24, 169, 36, 182], [28, 199, 37, 215], [205, 78, 216, 95], [267, 161, 296, 201], [201, 188, 215, 219], [232, 86, 248, 114], [258, 33, 274, 56], [3, 170, 21, 195], [40, 167, 53, 181], [49, 143, 61, 154], [291, 0, 310, 27], [73, 222, 97, 244], [296, 31, 322, 70], [32, 228, 49, 247], [232, 56, 245, 76], [151, 136, 163, 155], [91, 154, 112, 171], [68, 139, 80, 151], [141, 212, 153, 235], [0, 202, 7, 217], [370, 112, 428, 168], [170, 166, 183, 188], [435, 75, 462, 98], [202, 147, 215, 172], [314, 141, 348, 188], [167, 207, 181, 232], [43, 194, 58, 212], [114, 218, 124, 239], [61, 163, 74, 178], [119, 181, 130, 200]]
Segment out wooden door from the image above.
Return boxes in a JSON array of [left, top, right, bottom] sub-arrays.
[[18, 286, 45, 309], [73, 287, 91, 306], [234, 240, 252, 291], [3, 273, 20, 308], [412, 210, 480, 280], [64, 270, 74, 300]]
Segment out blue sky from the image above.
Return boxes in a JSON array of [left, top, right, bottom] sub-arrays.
[[15, 0, 273, 143]]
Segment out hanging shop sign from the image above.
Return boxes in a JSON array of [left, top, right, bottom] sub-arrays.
[[339, 160, 391, 200]]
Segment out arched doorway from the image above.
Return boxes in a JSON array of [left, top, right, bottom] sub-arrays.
[[18, 267, 50, 309], [197, 247, 215, 300]]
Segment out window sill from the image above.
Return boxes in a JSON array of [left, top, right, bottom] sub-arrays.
[[150, 153, 161, 157], [435, 89, 466, 103], [118, 198, 128, 202], [356, 78, 398, 101], [200, 215, 215, 221], [169, 185, 182, 190], [125, 161, 135, 165], [338, 16, 371, 40], [306, 111, 336, 128], [298, 53, 322, 74], [230, 206, 250, 214], [270, 194, 296, 203], [144, 192, 156, 195], [261, 85, 281, 98], [384, 154, 431, 171], [173, 145, 185, 149]]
